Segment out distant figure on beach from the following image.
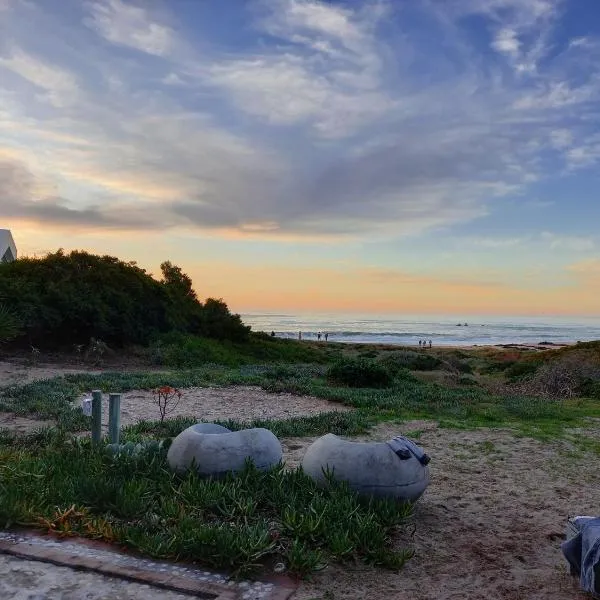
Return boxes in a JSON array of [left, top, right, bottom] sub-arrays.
[[324, 332, 328, 341], [317, 331, 322, 341], [270, 330, 275, 337], [429, 340, 432, 349], [418, 340, 422, 347], [298, 331, 302, 341]]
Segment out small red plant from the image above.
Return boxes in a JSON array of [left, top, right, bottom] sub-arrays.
[[152, 385, 182, 424]]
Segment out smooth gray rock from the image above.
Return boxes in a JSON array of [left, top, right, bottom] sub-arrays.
[[190, 422, 232, 434], [302, 433, 429, 501], [167, 425, 282, 476]]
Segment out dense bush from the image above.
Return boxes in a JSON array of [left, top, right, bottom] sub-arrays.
[[521, 352, 600, 398], [327, 358, 393, 388], [0, 251, 249, 348], [441, 355, 474, 374], [0, 304, 21, 343], [504, 361, 538, 380], [378, 350, 443, 372]]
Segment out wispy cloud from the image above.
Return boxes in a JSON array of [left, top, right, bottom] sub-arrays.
[[84, 0, 174, 56], [205, 0, 392, 137], [0, 48, 79, 107], [0, 0, 599, 242], [540, 232, 596, 252], [440, 0, 562, 74]]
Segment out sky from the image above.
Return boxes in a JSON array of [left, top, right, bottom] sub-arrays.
[[1, 0, 600, 317]]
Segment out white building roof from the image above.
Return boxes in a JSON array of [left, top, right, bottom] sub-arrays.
[[0, 229, 17, 262]]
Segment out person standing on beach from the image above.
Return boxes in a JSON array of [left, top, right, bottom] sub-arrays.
[[324, 332, 328, 341], [298, 331, 302, 341], [419, 340, 422, 348], [429, 340, 432, 348], [317, 331, 322, 341]]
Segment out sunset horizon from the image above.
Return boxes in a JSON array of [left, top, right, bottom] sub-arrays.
[[2, 0, 599, 319]]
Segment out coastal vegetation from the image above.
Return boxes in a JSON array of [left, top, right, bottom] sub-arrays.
[[1, 251, 599, 581], [0, 250, 249, 348]]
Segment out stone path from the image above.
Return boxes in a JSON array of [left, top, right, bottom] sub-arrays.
[[0, 531, 296, 600]]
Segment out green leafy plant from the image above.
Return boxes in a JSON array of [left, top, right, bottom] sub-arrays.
[[0, 444, 414, 578], [327, 358, 393, 388], [379, 351, 443, 372]]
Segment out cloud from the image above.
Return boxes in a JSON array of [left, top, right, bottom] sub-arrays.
[[540, 232, 595, 252], [0, 157, 175, 230], [162, 72, 184, 85], [492, 28, 521, 57], [208, 56, 393, 137], [466, 237, 525, 249], [84, 0, 174, 56], [0, 0, 599, 242], [513, 80, 598, 111], [549, 129, 573, 150], [205, 0, 392, 137], [447, 0, 561, 73], [565, 134, 600, 170], [0, 48, 79, 107]]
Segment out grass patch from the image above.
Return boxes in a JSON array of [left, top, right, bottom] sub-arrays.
[[2, 342, 600, 579], [121, 410, 375, 441], [155, 333, 331, 368], [0, 439, 414, 577], [2, 360, 600, 442], [304, 378, 600, 439]]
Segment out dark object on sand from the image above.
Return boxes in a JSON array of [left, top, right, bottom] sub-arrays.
[[562, 516, 600, 598]]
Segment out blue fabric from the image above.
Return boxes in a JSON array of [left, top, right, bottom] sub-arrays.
[[561, 517, 600, 598], [386, 436, 430, 465]]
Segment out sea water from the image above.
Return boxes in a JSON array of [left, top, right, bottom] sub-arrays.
[[241, 313, 600, 347]]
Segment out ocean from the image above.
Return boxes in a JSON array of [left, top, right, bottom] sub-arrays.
[[241, 313, 600, 347]]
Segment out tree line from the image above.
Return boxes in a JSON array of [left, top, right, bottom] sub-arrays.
[[0, 250, 249, 348]]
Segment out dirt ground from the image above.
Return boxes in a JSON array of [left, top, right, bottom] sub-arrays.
[[0, 360, 351, 432], [288, 422, 598, 600], [0, 360, 103, 387], [1, 361, 598, 600]]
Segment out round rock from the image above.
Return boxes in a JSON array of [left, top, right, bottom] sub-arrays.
[[302, 433, 429, 501], [167, 425, 282, 476]]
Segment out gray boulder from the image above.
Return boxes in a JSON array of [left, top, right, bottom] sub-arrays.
[[302, 433, 429, 501], [167, 423, 282, 476], [189, 422, 232, 434]]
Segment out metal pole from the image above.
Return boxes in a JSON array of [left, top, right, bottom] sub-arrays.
[[91, 390, 102, 445], [108, 393, 121, 445]]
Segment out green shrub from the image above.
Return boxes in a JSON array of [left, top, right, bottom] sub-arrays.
[[379, 351, 443, 372], [0, 251, 249, 348], [327, 358, 393, 388], [578, 379, 600, 399], [504, 361, 538, 380], [442, 355, 474, 374], [0, 304, 21, 343]]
